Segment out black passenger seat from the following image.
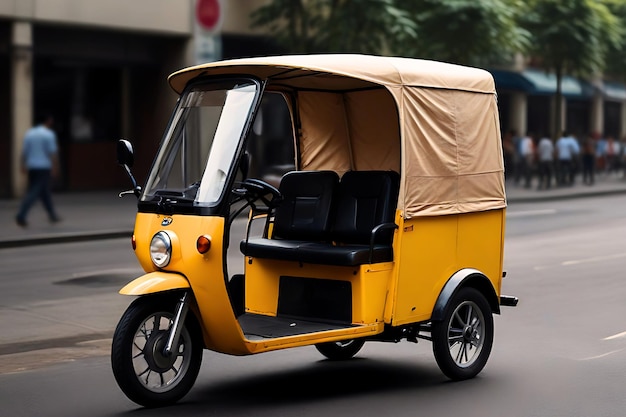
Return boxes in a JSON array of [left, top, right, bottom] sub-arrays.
[[241, 170, 399, 266]]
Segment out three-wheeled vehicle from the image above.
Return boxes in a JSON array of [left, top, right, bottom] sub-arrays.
[[112, 54, 518, 407]]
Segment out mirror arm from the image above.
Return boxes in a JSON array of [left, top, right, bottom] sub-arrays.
[[119, 164, 141, 198]]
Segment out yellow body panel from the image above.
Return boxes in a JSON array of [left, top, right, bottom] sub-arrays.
[[119, 271, 190, 295], [245, 258, 394, 324], [391, 209, 505, 326], [133, 212, 251, 354]]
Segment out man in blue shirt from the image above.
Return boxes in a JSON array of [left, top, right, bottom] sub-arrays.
[[15, 114, 61, 227], [556, 131, 580, 186]]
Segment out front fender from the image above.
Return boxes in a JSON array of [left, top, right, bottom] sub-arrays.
[[119, 271, 190, 295], [431, 268, 500, 321]]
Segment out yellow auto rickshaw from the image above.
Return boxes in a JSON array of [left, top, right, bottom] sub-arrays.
[[112, 54, 518, 408]]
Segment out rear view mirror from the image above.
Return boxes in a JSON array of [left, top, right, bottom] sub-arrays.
[[117, 139, 134, 168], [116, 139, 140, 198]]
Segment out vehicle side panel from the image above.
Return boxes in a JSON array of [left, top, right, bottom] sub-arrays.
[[390, 209, 504, 326]]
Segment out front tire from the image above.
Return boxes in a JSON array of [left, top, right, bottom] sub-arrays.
[[111, 294, 203, 407], [431, 287, 493, 380], [315, 339, 365, 360]]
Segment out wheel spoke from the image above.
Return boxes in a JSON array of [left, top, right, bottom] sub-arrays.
[[137, 366, 150, 377], [455, 341, 466, 363], [152, 315, 161, 332], [139, 323, 149, 340], [453, 310, 466, 327], [464, 305, 473, 326]]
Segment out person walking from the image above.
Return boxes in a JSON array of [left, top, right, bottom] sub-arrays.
[[519, 132, 535, 188], [605, 135, 620, 175], [536, 133, 554, 190], [15, 113, 62, 227], [581, 132, 597, 185], [556, 131, 580, 186]]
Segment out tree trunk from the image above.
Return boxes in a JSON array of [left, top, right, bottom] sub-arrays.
[[554, 64, 563, 141]]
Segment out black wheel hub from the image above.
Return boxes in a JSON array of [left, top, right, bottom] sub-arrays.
[[143, 330, 176, 372], [462, 325, 474, 341]]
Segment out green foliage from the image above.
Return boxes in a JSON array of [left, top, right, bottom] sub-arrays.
[[401, 0, 530, 66], [250, 0, 625, 77], [602, 0, 626, 80], [521, 0, 622, 76], [250, 0, 417, 54]]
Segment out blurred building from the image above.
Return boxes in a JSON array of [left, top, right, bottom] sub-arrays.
[[491, 54, 626, 141], [0, 0, 278, 198]]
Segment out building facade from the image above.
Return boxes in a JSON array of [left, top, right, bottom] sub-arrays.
[[491, 55, 626, 141], [0, 0, 277, 198]]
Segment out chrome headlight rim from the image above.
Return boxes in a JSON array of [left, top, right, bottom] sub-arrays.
[[150, 231, 172, 268]]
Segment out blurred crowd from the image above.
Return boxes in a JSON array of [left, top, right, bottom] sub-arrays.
[[502, 129, 626, 190]]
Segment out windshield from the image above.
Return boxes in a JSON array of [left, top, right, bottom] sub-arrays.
[[142, 79, 258, 206]]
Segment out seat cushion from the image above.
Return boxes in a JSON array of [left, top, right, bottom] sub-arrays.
[[297, 242, 394, 266]]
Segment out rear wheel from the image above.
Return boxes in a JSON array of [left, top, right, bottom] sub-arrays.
[[315, 339, 365, 360], [431, 287, 493, 380], [111, 294, 203, 407]]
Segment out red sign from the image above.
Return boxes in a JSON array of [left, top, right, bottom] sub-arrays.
[[196, 0, 220, 31]]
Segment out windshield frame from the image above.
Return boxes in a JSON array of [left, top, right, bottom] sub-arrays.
[[138, 76, 264, 216]]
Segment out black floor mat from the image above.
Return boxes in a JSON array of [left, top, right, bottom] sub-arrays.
[[238, 313, 357, 340]]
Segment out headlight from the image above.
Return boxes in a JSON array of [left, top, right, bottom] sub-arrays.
[[150, 231, 172, 268]]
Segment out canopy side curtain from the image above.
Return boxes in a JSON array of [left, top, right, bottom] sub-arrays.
[[400, 87, 505, 218], [297, 89, 401, 176]]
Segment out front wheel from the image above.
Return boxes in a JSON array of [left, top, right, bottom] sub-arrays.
[[315, 339, 365, 360], [431, 287, 494, 381], [111, 294, 203, 407]]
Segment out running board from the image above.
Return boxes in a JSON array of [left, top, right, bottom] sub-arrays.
[[238, 313, 359, 340]]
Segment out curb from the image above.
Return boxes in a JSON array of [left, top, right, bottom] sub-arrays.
[[0, 230, 132, 249], [506, 187, 626, 204]]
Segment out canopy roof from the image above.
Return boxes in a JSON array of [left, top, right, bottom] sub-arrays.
[[169, 55, 506, 218], [169, 54, 496, 94]]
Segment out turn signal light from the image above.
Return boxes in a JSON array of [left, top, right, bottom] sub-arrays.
[[131, 234, 136, 250], [196, 235, 211, 254]]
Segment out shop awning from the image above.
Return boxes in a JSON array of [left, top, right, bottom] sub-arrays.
[[490, 68, 592, 98], [601, 81, 626, 101]]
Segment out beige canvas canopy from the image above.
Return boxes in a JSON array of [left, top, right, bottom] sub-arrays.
[[168, 54, 506, 218]]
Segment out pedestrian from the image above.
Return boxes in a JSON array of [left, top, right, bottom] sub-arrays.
[[556, 130, 580, 186], [519, 132, 535, 188], [502, 129, 516, 181], [595, 134, 607, 173], [15, 113, 62, 227], [511, 129, 523, 185], [536, 133, 554, 190], [581, 132, 597, 185], [605, 135, 620, 175]]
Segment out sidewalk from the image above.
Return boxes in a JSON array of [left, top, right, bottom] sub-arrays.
[[0, 190, 137, 249], [2, 175, 626, 248]]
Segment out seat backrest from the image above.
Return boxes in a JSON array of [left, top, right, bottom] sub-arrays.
[[332, 171, 400, 245], [272, 171, 339, 241]]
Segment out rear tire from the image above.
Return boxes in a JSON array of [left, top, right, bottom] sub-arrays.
[[431, 287, 493, 380], [111, 294, 203, 407], [315, 339, 365, 360]]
